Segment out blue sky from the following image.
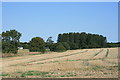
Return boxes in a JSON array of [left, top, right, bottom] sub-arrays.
[[2, 2, 118, 42]]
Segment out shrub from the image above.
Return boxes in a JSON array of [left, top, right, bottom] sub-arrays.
[[29, 37, 45, 53], [54, 42, 66, 52], [69, 43, 79, 50], [19, 42, 29, 49], [49, 43, 56, 51], [61, 42, 70, 50]]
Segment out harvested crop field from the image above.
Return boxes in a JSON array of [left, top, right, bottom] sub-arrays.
[[2, 47, 119, 78]]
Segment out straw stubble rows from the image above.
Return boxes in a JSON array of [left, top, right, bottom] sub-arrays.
[[2, 47, 118, 78]]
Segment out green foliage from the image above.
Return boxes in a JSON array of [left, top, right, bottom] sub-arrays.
[[29, 37, 45, 53], [61, 42, 70, 50], [107, 42, 120, 47], [57, 32, 107, 50], [49, 42, 66, 52], [45, 37, 54, 49], [69, 43, 79, 50], [19, 42, 29, 49], [49, 43, 56, 51], [2, 30, 21, 54], [54, 42, 66, 52]]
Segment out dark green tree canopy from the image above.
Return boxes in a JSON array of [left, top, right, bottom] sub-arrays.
[[19, 42, 29, 49], [29, 37, 45, 53], [55, 42, 66, 52], [2, 29, 21, 53], [107, 42, 120, 47], [46, 37, 54, 44], [57, 32, 107, 50], [46, 37, 54, 49], [61, 42, 70, 50]]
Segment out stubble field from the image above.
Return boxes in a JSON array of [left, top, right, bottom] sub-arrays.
[[1, 47, 119, 78]]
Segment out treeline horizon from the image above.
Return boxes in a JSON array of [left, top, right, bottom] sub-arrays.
[[20, 33, 120, 49], [1, 29, 120, 54], [58, 32, 107, 49], [20, 41, 119, 44]]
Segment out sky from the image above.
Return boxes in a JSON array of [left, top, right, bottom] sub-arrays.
[[0, 2, 2, 33], [2, 2, 118, 42]]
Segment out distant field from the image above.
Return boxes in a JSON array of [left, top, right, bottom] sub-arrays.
[[2, 48, 119, 78]]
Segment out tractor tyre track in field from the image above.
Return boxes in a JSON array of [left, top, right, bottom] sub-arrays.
[[102, 49, 118, 65], [31, 49, 104, 66], [2, 48, 118, 78], [10, 50, 88, 66], [93, 49, 104, 57]]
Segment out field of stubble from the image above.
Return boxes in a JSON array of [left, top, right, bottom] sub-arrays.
[[1, 47, 119, 78]]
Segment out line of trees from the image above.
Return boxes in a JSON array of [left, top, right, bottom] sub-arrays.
[[19, 42, 29, 49], [57, 32, 107, 50], [48, 42, 70, 52], [107, 42, 120, 47], [1, 29, 119, 54]]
